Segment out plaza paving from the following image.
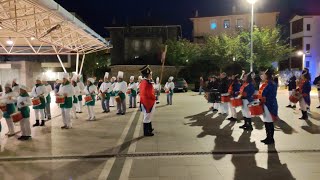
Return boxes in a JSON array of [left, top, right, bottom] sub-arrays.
[[1, 90, 320, 180]]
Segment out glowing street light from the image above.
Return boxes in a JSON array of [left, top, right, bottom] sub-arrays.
[[247, 0, 258, 72], [6, 37, 13, 45]]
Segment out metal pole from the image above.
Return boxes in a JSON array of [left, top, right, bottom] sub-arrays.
[[76, 52, 79, 74], [79, 54, 86, 75], [56, 54, 67, 73], [302, 54, 305, 70], [250, 3, 254, 72]]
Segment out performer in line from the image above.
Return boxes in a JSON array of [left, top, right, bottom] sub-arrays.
[[17, 85, 32, 140], [313, 73, 320, 108], [286, 72, 297, 108], [239, 72, 255, 130], [99, 72, 112, 113], [302, 68, 311, 112], [85, 78, 98, 120], [109, 77, 116, 107], [114, 71, 127, 115], [31, 76, 47, 127], [58, 73, 74, 129], [42, 78, 53, 120], [128, 76, 138, 108], [12, 78, 20, 99], [154, 77, 161, 104], [139, 65, 156, 136], [227, 74, 241, 121], [137, 76, 142, 104], [259, 70, 279, 144], [71, 75, 80, 119], [298, 72, 311, 120], [165, 77, 175, 105], [1, 81, 17, 136], [218, 72, 229, 115], [76, 75, 85, 113]]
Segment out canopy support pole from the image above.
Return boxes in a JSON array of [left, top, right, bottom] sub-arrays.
[[79, 54, 86, 75], [53, 46, 67, 73], [76, 52, 79, 74]]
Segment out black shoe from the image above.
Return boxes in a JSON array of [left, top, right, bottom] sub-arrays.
[[286, 105, 292, 108], [116, 113, 121, 115], [40, 120, 45, 126], [213, 109, 218, 112], [18, 136, 28, 141], [156, 102, 160, 104], [33, 120, 40, 127], [102, 111, 107, 113], [317, 106, 320, 109], [264, 138, 275, 145], [121, 113, 125, 115], [106, 110, 110, 113], [227, 117, 233, 120], [244, 125, 253, 131], [260, 138, 268, 143], [129, 107, 132, 108], [61, 125, 67, 129], [48, 117, 52, 120]]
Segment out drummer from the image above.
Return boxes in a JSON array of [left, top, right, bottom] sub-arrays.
[[114, 71, 128, 115], [286, 71, 297, 108], [128, 76, 138, 108], [297, 72, 311, 120], [31, 76, 47, 127], [227, 74, 241, 121], [259, 69, 279, 144], [2, 81, 17, 136], [85, 78, 98, 120], [58, 73, 74, 129], [218, 72, 229, 115], [110, 77, 117, 107], [239, 72, 255, 130], [76, 75, 85, 113], [165, 77, 175, 105], [154, 77, 161, 104], [99, 72, 113, 113], [17, 85, 32, 140], [71, 75, 80, 119], [42, 78, 53, 120]]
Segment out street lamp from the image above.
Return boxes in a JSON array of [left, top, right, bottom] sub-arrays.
[[247, 0, 258, 72]]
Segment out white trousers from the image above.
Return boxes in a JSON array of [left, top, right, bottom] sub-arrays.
[[219, 103, 229, 114], [34, 109, 45, 120], [241, 99, 251, 118], [77, 100, 83, 112], [61, 108, 72, 127], [141, 104, 155, 123], [110, 96, 115, 107], [72, 103, 78, 118], [87, 106, 95, 119], [228, 103, 237, 118], [260, 105, 273, 122], [213, 103, 219, 110], [20, 118, 31, 136], [299, 98, 307, 111], [5, 118, 15, 134]]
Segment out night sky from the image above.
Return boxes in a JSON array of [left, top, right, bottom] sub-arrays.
[[55, 0, 320, 39]]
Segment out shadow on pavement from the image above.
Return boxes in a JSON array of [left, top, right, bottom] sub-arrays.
[[302, 120, 320, 134]]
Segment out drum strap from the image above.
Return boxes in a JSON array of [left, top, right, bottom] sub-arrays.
[[258, 82, 268, 97]]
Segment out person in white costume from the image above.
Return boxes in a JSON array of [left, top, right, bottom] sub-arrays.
[[153, 77, 161, 104], [100, 72, 113, 113], [109, 77, 117, 107], [165, 77, 175, 105], [114, 71, 127, 115], [17, 85, 32, 140], [76, 75, 85, 113], [1, 81, 17, 136], [42, 77, 53, 120], [85, 78, 98, 120], [71, 75, 80, 119], [128, 76, 138, 108], [31, 76, 47, 127]]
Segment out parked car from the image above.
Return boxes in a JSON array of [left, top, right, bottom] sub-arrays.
[[174, 78, 188, 92]]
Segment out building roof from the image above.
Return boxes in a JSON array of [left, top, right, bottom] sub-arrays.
[[190, 11, 280, 21], [0, 0, 111, 55]]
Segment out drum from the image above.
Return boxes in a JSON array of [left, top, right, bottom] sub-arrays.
[[99, 93, 106, 99], [126, 89, 132, 94], [248, 102, 264, 116], [221, 93, 230, 103], [289, 91, 301, 104], [32, 98, 41, 106], [11, 112, 23, 123], [231, 97, 243, 107], [0, 104, 7, 112], [165, 89, 170, 94], [115, 96, 121, 103], [56, 96, 65, 104], [84, 95, 93, 103]]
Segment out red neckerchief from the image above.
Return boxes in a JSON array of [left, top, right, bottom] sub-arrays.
[[239, 82, 248, 96], [258, 81, 268, 98], [228, 82, 234, 94]]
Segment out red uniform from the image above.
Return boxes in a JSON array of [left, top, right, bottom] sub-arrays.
[[139, 79, 156, 113]]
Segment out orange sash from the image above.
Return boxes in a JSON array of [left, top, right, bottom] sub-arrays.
[[258, 81, 268, 102], [228, 83, 234, 95], [239, 83, 248, 97]]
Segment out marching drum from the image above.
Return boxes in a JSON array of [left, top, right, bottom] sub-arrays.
[[56, 96, 65, 104], [165, 89, 170, 94], [0, 104, 7, 112], [248, 102, 264, 116], [289, 91, 301, 104], [99, 93, 106, 99], [115, 96, 121, 103], [32, 97, 41, 106], [231, 97, 243, 107], [126, 89, 132, 94], [84, 95, 93, 103], [11, 112, 23, 123], [221, 93, 230, 103]]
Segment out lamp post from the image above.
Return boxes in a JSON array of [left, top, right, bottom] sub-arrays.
[[247, 0, 257, 72]]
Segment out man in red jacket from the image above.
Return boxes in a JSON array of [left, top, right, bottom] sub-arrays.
[[139, 65, 156, 136]]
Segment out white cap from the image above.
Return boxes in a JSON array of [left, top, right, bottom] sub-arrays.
[[169, 76, 174, 81], [138, 76, 142, 80], [35, 76, 42, 81], [5, 81, 11, 88], [104, 72, 109, 78], [87, 78, 95, 84], [62, 73, 70, 80], [156, 77, 160, 83], [112, 76, 116, 80], [20, 85, 28, 91], [130, 76, 134, 80], [71, 75, 78, 82], [118, 71, 124, 78]]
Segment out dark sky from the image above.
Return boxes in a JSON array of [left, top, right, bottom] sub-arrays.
[[55, 0, 320, 38]]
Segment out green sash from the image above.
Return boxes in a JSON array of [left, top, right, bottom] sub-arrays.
[[73, 95, 78, 104], [78, 95, 83, 101], [3, 104, 16, 118], [105, 92, 111, 100], [130, 89, 137, 97], [46, 94, 51, 104], [19, 106, 30, 118], [60, 97, 73, 109]]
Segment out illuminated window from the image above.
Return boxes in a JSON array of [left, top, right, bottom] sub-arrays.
[[224, 20, 230, 29], [210, 22, 217, 30], [144, 40, 151, 51]]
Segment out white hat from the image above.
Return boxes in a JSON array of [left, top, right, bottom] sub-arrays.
[[71, 75, 78, 82], [62, 73, 70, 79], [130, 76, 134, 80], [5, 81, 11, 88], [12, 78, 17, 83], [138, 76, 142, 80], [112, 76, 116, 80], [156, 77, 160, 83], [20, 85, 28, 91], [35, 76, 42, 81], [104, 72, 109, 78], [87, 78, 95, 84], [118, 71, 124, 78], [169, 76, 174, 81]]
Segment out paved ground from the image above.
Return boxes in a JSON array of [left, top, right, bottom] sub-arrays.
[[1, 90, 320, 180]]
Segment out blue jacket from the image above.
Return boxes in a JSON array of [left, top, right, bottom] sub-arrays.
[[229, 82, 241, 97], [242, 82, 255, 102], [301, 81, 311, 106], [262, 81, 278, 118]]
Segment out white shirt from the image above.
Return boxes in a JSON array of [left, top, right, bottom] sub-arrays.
[[128, 82, 138, 91], [44, 84, 52, 99], [154, 83, 161, 91], [58, 83, 74, 98], [84, 85, 98, 95], [1, 92, 17, 104], [77, 81, 85, 95], [17, 95, 32, 109], [12, 85, 20, 97], [114, 81, 127, 93], [31, 85, 47, 98], [73, 85, 80, 97], [165, 82, 175, 90], [100, 82, 113, 93]]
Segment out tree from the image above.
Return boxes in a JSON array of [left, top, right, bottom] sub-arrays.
[[82, 51, 110, 78]]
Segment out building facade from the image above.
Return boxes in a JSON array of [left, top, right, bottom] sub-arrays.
[[290, 15, 320, 80], [106, 26, 182, 65], [190, 12, 279, 43]]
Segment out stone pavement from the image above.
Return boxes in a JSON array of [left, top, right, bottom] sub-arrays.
[[0, 90, 320, 180]]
